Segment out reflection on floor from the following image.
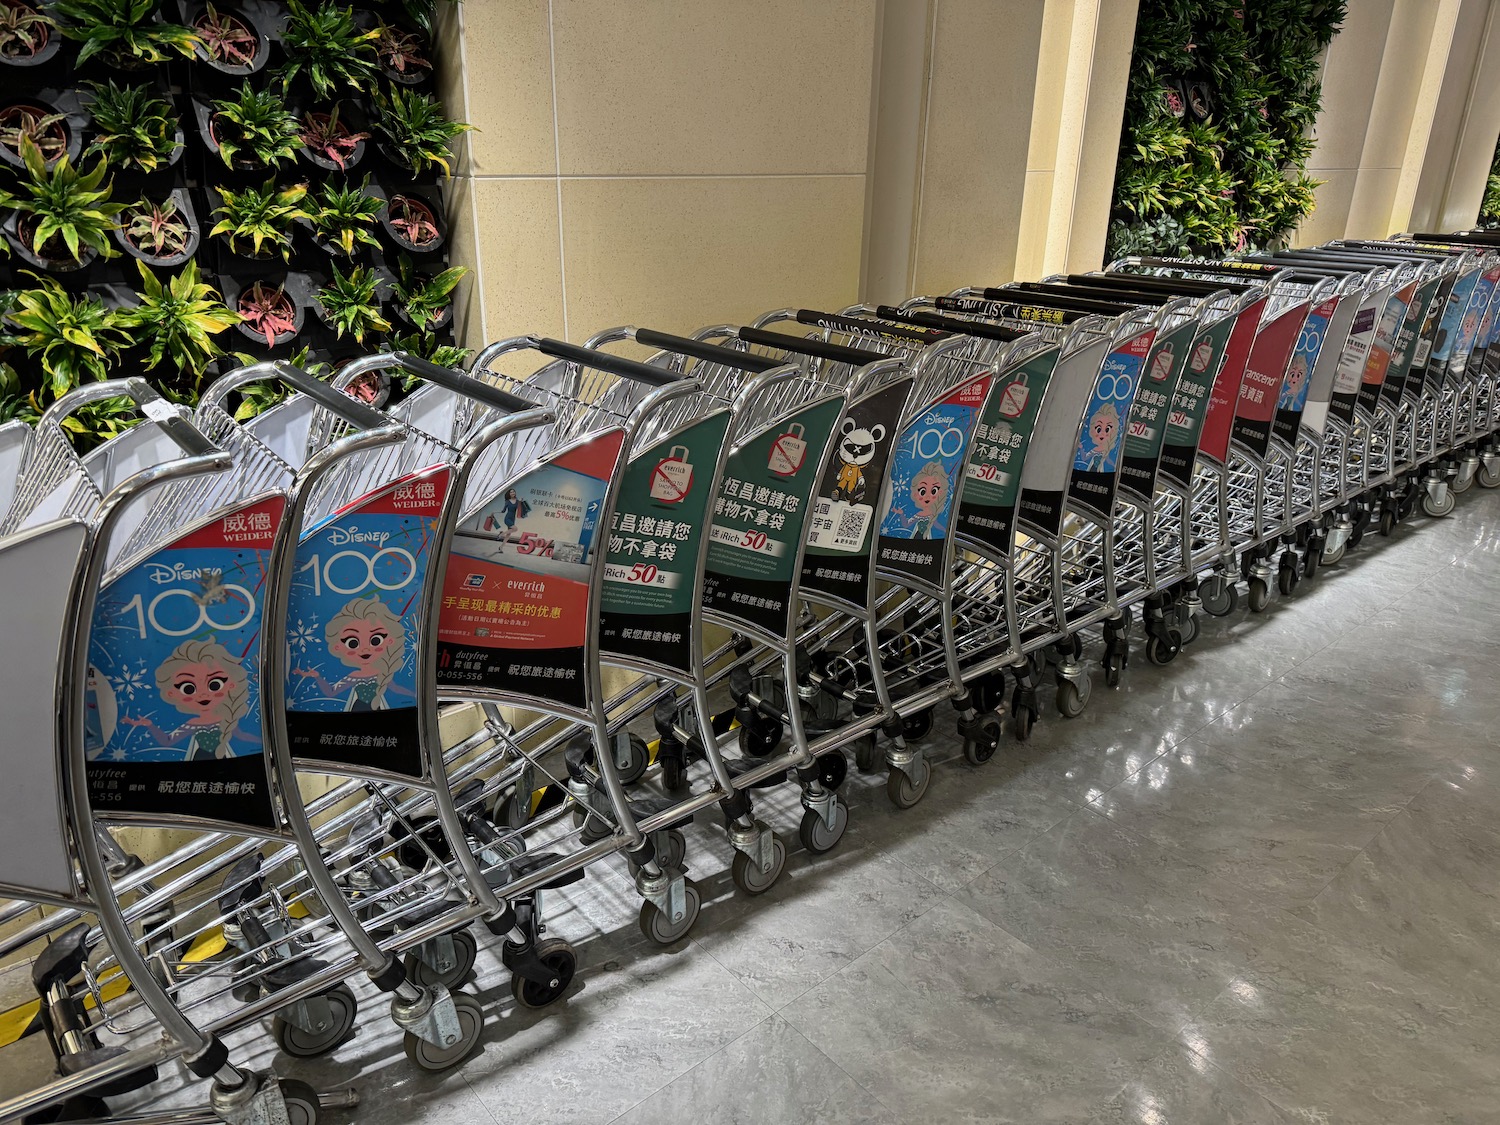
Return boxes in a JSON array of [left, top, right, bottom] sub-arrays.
[[15, 492, 1500, 1124]]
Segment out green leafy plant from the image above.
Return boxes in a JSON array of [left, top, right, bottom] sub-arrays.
[[279, 1, 379, 99], [84, 80, 178, 171], [116, 259, 240, 382], [298, 104, 367, 170], [0, 2, 53, 58], [316, 263, 389, 342], [373, 87, 471, 175], [210, 178, 309, 259], [1106, 1, 1346, 259], [309, 177, 382, 255], [0, 104, 68, 163], [210, 81, 300, 168], [391, 331, 468, 388], [392, 257, 465, 327], [121, 194, 191, 259], [49, 0, 199, 66], [9, 136, 125, 264], [192, 3, 257, 67], [374, 23, 430, 76], [1478, 135, 1500, 228], [236, 280, 298, 346], [3, 273, 129, 396]]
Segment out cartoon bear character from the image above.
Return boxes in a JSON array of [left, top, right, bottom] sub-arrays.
[[831, 417, 886, 504]]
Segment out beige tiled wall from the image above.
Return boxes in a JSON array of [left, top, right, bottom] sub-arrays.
[[437, 0, 879, 352]]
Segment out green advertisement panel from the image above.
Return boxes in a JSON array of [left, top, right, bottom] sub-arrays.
[[1156, 311, 1238, 488], [599, 410, 730, 674]]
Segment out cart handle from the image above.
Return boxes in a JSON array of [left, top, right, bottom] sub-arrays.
[[980, 285, 1137, 315], [531, 336, 684, 386], [388, 351, 537, 413], [874, 305, 1026, 343], [199, 360, 392, 432], [1117, 256, 1283, 278], [733, 325, 888, 366], [631, 328, 785, 373], [117, 379, 224, 460], [793, 308, 949, 345], [935, 294, 1087, 325]]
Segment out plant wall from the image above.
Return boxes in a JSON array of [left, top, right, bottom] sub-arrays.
[[0, 0, 472, 445], [1477, 133, 1500, 229], [1106, 0, 1346, 262]]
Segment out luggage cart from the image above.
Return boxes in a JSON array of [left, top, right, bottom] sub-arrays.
[[0, 378, 328, 1125]]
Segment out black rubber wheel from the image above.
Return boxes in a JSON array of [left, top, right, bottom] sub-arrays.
[[1302, 543, 1320, 579], [402, 991, 484, 1072], [815, 749, 848, 792], [901, 708, 934, 740], [1277, 565, 1298, 596], [660, 751, 685, 793], [1056, 677, 1089, 718], [730, 835, 787, 895], [1179, 612, 1200, 646], [1379, 508, 1396, 536], [611, 733, 650, 785], [853, 733, 882, 773], [495, 788, 531, 830], [1247, 576, 1271, 613], [279, 1079, 320, 1125], [272, 983, 358, 1058], [738, 720, 783, 757], [393, 816, 451, 872], [798, 800, 849, 855], [1103, 652, 1123, 688], [1199, 577, 1236, 617], [886, 758, 931, 809], [1145, 632, 1180, 666], [971, 673, 1006, 712], [1010, 704, 1034, 742], [638, 880, 701, 945], [511, 938, 577, 1008], [405, 928, 478, 991]]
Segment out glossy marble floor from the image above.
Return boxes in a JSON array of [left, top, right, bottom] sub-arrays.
[[16, 491, 1500, 1124]]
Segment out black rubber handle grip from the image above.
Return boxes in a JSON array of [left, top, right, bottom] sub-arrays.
[[1015, 281, 1170, 307], [981, 286, 1136, 315], [874, 305, 1025, 343], [735, 325, 888, 366], [793, 308, 949, 345], [533, 337, 682, 387], [391, 352, 535, 413], [123, 381, 221, 458], [1131, 256, 1282, 277], [936, 294, 1085, 325], [632, 328, 784, 373], [1091, 272, 1248, 295], [269, 361, 392, 431], [1411, 231, 1500, 246]]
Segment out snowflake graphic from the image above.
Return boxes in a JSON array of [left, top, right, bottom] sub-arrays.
[[288, 617, 320, 654], [111, 748, 127, 762], [111, 661, 150, 701]]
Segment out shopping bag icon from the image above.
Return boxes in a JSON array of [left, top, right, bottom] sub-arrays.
[[650, 446, 694, 503], [997, 381, 1029, 419], [768, 423, 808, 476]]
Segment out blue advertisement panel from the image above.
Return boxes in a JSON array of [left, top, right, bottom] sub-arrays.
[[285, 467, 450, 778], [874, 374, 992, 586], [1067, 329, 1154, 515], [85, 497, 284, 828], [1272, 296, 1337, 443]]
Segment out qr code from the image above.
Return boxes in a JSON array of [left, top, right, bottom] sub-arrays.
[[810, 497, 871, 553], [834, 504, 869, 550]]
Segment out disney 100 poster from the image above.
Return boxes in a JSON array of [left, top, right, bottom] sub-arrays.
[[83, 497, 284, 828], [284, 467, 450, 779], [1068, 329, 1153, 515], [875, 376, 991, 586]]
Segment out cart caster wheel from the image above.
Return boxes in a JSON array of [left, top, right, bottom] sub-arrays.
[[1178, 612, 1200, 645], [971, 673, 1006, 712], [656, 828, 687, 874], [816, 750, 848, 792], [405, 928, 478, 991], [1379, 508, 1396, 536], [402, 991, 484, 1072], [798, 799, 849, 855], [272, 983, 357, 1058], [852, 733, 881, 773], [738, 720, 783, 757], [1422, 489, 1456, 518], [638, 880, 701, 945], [1302, 545, 1320, 579], [510, 938, 577, 1008], [901, 708, 934, 740], [1247, 576, 1271, 613], [495, 788, 531, 830], [612, 733, 650, 786], [962, 712, 1003, 762], [1010, 704, 1035, 742], [1348, 523, 1365, 551], [1056, 676, 1090, 718], [1277, 565, 1299, 597], [660, 752, 685, 794], [29, 1095, 113, 1123], [886, 758, 931, 809], [1479, 463, 1500, 488], [731, 835, 787, 895], [1320, 538, 1346, 567], [1452, 467, 1476, 494], [278, 1078, 321, 1125], [1199, 577, 1236, 617], [1145, 630, 1181, 666]]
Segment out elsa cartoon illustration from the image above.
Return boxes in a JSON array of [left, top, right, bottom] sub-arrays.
[[1078, 402, 1122, 471], [120, 641, 250, 761], [1279, 352, 1310, 409], [294, 596, 412, 711], [892, 461, 949, 539]]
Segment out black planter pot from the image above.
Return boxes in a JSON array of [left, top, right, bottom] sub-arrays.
[[222, 270, 313, 355], [0, 1, 67, 89], [378, 182, 445, 258], [293, 99, 371, 174], [205, 183, 307, 268], [193, 95, 300, 181], [181, 0, 279, 85], [0, 88, 87, 171], [114, 187, 201, 269], [3, 209, 103, 277]]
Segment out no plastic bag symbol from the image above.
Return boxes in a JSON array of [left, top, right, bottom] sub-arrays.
[[997, 381, 1029, 419], [768, 423, 807, 476], [650, 446, 694, 504]]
